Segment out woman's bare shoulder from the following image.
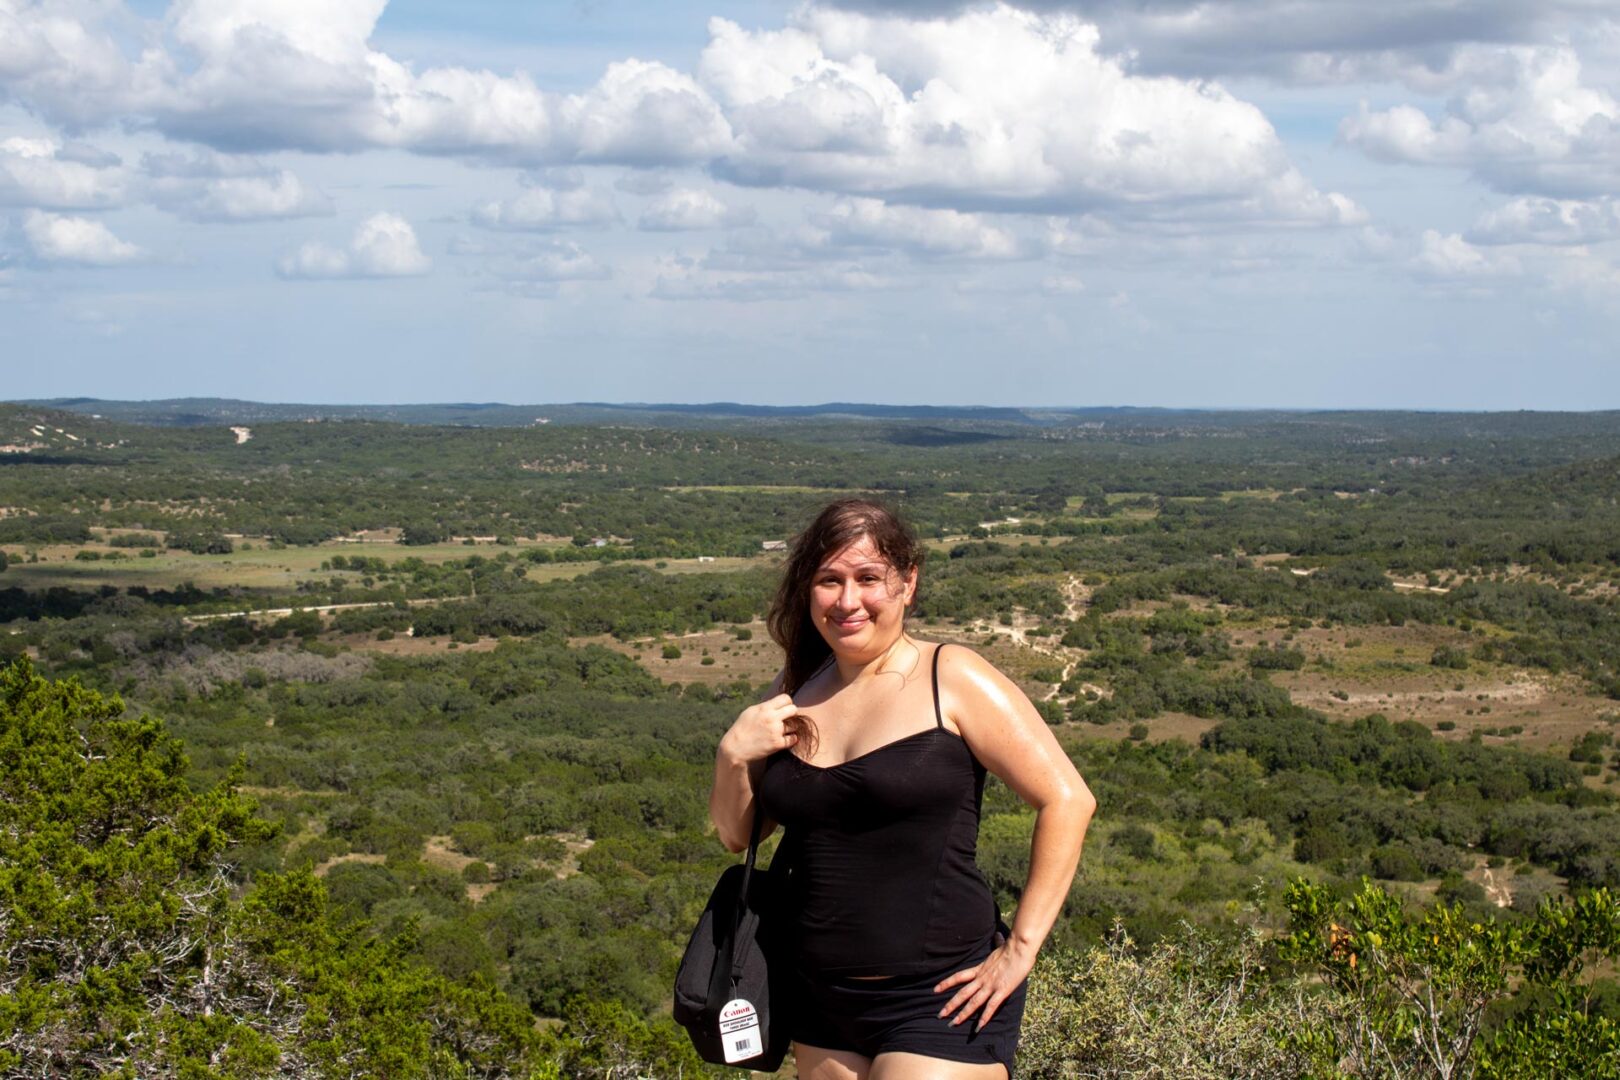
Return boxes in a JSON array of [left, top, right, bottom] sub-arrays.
[[933, 639, 1078, 800], [932, 640, 1032, 724], [932, 639, 1005, 682]]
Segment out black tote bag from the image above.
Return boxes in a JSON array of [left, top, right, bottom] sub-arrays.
[[672, 812, 794, 1071]]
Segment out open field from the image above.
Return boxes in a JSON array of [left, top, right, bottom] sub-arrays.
[[659, 484, 869, 495], [575, 620, 781, 688], [0, 540, 759, 592]]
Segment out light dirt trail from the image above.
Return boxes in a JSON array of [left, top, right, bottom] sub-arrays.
[[1480, 865, 1512, 909], [183, 596, 444, 624], [971, 575, 1093, 702]]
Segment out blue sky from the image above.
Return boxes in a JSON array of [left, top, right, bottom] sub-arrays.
[[2, 0, 1618, 408]]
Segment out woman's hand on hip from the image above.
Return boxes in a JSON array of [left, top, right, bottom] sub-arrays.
[[719, 693, 802, 764], [934, 934, 1033, 1030]]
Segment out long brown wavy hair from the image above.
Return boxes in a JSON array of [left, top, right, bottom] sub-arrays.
[[767, 498, 926, 696]]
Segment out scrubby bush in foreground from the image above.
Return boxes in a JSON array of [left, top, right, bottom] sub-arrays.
[[1020, 925, 1318, 1079], [1020, 882, 1619, 1079], [0, 659, 708, 1078], [1283, 879, 1620, 1080]]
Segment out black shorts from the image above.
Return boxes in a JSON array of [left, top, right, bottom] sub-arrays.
[[788, 957, 1027, 1077]]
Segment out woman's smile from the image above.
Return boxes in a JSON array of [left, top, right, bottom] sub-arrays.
[[809, 536, 916, 655]]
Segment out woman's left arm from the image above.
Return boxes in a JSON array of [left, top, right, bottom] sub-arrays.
[[933, 645, 1097, 1029]]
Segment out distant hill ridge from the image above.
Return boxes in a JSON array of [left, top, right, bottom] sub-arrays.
[[12, 397, 1192, 428]]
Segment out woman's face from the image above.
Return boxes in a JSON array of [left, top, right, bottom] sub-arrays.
[[809, 535, 917, 658]]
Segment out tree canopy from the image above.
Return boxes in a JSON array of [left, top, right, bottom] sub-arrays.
[[0, 658, 707, 1078]]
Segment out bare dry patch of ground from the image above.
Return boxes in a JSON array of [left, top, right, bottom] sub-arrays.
[[1066, 712, 1219, 746], [576, 620, 780, 689], [1100, 600, 1178, 620], [1469, 858, 1515, 910], [422, 835, 500, 904], [1228, 621, 1473, 660], [548, 832, 593, 880], [1255, 621, 1616, 756], [422, 835, 478, 875], [313, 852, 385, 878]]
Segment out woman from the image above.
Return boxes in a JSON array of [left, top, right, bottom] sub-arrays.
[[709, 499, 1095, 1080]]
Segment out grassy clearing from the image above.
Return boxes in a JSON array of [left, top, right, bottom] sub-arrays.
[[1165, 488, 1294, 502], [0, 542, 760, 592], [1071, 712, 1221, 745], [578, 620, 780, 689], [0, 541, 508, 591], [658, 484, 867, 495]]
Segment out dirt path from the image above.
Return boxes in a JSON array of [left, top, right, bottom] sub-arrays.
[[183, 596, 445, 625], [1392, 581, 1450, 594], [967, 580, 1091, 703], [1061, 574, 1091, 621], [1480, 865, 1512, 909]]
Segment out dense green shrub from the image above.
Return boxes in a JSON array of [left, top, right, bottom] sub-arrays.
[[1432, 644, 1471, 669], [1020, 927, 1316, 1079]]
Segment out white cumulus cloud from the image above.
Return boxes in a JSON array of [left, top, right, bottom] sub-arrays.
[[1, 0, 736, 167], [638, 188, 755, 231], [471, 182, 619, 231], [817, 0, 1605, 86], [810, 197, 1028, 259], [0, 0, 1357, 228], [1341, 45, 1620, 197], [697, 5, 1361, 225], [1468, 196, 1620, 246], [21, 209, 140, 265], [491, 240, 611, 284], [0, 136, 127, 209], [142, 148, 328, 220], [188, 170, 331, 222], [1412, 229, 1522, 281], [276, 211, 429, 279]]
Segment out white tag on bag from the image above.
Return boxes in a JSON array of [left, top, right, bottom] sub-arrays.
[[719, 998, 763, 1064]]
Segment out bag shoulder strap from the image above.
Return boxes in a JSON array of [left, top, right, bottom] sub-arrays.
[[931, 642, 948, 730], [726, 810, 767, 983]]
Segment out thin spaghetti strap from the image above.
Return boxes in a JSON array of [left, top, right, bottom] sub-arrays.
[[931, 643, 947, 729]]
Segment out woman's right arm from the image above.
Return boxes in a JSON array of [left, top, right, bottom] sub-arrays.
[[709, 680, 801, 853]]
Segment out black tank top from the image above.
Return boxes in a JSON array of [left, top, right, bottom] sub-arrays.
[[755, 643, 999, 977]]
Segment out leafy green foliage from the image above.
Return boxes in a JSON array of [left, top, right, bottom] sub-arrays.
[[1284, 879, 1620, 1079], [1020, 925, 1317, 1079], [167, 530, 235, 555], [0, 658, 713, 1078], [0, 657, 274, 1073]]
